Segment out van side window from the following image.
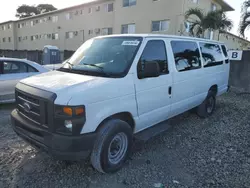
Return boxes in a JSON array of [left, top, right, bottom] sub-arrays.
[[200, 43, 224, 68], [221, 45, 229, 64], [221, 45, 228, 58], [171, 41, 201, 72], [138, 40, 168, 75]]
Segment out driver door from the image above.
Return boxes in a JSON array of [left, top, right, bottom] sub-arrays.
[[133, 39, 172, 132]]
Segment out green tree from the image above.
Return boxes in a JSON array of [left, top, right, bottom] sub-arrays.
[[16, 4, 57, 19], [36, 4, 57, 14], [185, 8, 233, 39], [239, 0, 250, 37], [15, 5, 40, 18]]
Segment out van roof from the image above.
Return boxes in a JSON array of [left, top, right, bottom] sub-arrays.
[[96, 34, 225, 44]]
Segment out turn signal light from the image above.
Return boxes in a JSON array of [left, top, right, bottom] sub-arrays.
[[75, 107, 84, 116], [63, 107, 73, 116]]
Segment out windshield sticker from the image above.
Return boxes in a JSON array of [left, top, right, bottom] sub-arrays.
[[122, 41, 140, 46]]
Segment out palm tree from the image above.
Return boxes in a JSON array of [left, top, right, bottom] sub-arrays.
[[185, 8, 233, 39], [239, 0, 250, 37]]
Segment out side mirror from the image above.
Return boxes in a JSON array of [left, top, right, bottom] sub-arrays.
[[138, 61, 160, 79]]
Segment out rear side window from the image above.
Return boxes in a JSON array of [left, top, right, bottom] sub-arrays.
[[27, 65, 38, 72], [171, 41, 201, 72], [200, 43, 224, 68], [139, 40, 168, 75], [3, 61, 27, 74], [2, 61, 38, 74]]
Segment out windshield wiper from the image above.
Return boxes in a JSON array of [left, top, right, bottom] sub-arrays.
[[81, 63, 114, 77], [65, 61, 74, 69], [81, 63, 104, 70]]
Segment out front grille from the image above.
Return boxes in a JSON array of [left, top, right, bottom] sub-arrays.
[[16, 90, 48, 129]]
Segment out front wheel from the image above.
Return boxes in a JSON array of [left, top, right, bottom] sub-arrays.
[[90, 119, 133, 173], [197, 92, 216, 118]]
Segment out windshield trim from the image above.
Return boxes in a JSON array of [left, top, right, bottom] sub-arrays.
[[59, 36, 143, 78]]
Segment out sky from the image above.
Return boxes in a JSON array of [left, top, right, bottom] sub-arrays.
[[0, 0, 249, 38]]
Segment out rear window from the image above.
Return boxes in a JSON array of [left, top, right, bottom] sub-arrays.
[[199, 43, 224, 68], [221, 45, 228, 58]]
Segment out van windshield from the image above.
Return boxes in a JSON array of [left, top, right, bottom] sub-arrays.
[[59, 37, 142, 77]]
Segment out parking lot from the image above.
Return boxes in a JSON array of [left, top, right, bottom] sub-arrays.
[[0, 91, 250, 188]]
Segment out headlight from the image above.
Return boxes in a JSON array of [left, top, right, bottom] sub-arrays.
[[54, 105, 86, 135], [64, 120, 73, 131]]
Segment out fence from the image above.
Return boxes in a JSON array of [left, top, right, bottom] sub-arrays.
[[0, 50, 75, 64], [230, 51, 250, 92]]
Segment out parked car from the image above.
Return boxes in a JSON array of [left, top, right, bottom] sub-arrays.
[[0, 57, 49, 103], [11, 34, 230, 173]]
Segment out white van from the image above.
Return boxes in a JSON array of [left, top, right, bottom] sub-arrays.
[[11, 34, 230, 173]]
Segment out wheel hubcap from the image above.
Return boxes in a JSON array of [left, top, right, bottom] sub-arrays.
[[207, 97, 214, 113], [108, 132, 128, 165]]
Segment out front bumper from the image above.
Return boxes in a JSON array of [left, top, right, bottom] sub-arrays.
[[11, 109, 96, 161]]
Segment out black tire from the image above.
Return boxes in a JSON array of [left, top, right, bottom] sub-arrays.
[[197, 91, 216, 118], [90, 119, 133, 173]]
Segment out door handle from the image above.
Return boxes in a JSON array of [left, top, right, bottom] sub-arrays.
[[168, 86, 172, 95]]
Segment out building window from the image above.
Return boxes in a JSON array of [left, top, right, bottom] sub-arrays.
[[31, 36, 34, 41], [17, 23, 21, 28], [18, 37, 22, 42], [66, 12, 73, 20], [192, 0, 198, 4], [31, 21, 34, 26], [52, 16, 58, 22], [104, 3, 114, 12], [94, 28, 100, 35], [39, 19, 43, 23], [121, 23, 135, 34], [152, 20, 169, 32], [8, 24, 11, 29], [171, 41, 201, 72], [2, 25, 6, 30], [52, 33, 59, 40], [211, 3, 217, 11], [80, 9, 84, 14], [8, 37, 11, 42], [66, 31, 74, 39], [3, 38, 6, 42], [123, 0, 136, 7], [89, 29, 93, 35], [88, 7, 92, 14], [96, 5, 100, 11], [102, 28, 113, 35]]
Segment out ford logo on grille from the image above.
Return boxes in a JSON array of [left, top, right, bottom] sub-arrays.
[[23, 102, 31, 113]]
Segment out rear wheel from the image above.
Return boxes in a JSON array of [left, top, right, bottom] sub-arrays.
[[197, 91, 216, 118], [91, 119, 133, 173]]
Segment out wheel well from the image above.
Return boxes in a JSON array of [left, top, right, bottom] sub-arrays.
[[96, 112, 135, 133], [209, 85, 218, 95]]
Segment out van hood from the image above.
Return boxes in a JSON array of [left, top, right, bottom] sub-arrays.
[[20, 71, 134, 105]]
